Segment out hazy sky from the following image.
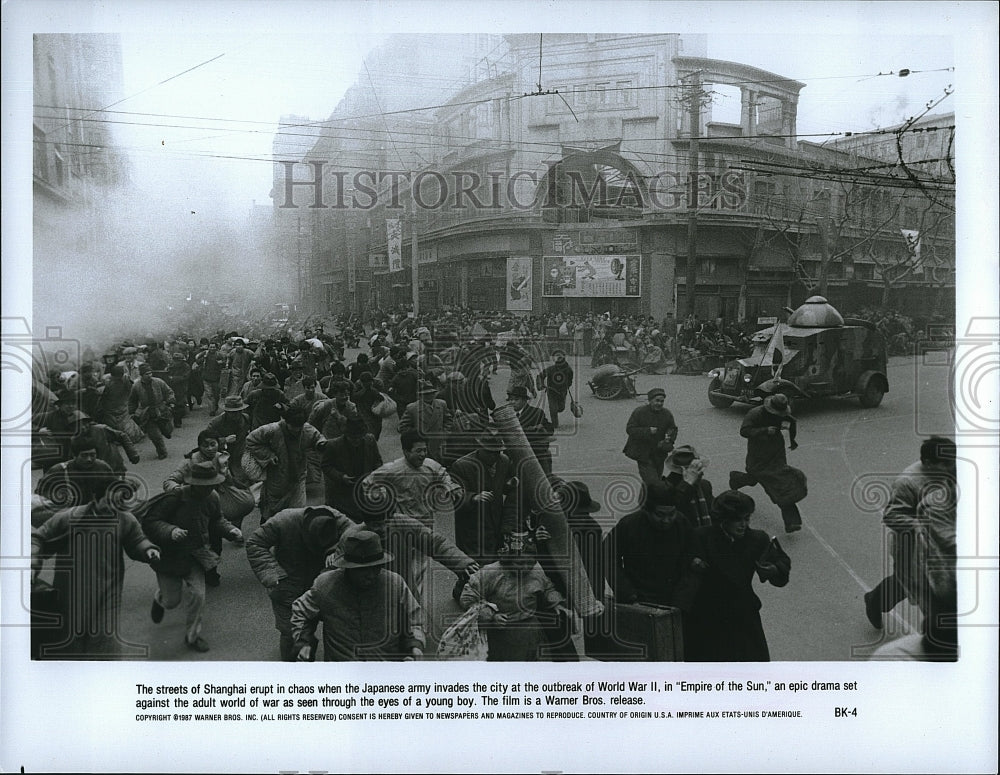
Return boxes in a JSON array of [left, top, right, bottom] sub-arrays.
[[86, 5, 963, 209]]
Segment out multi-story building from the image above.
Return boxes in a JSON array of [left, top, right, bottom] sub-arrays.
[[280, 34, 954, 323], [33, 34, 131, 328]]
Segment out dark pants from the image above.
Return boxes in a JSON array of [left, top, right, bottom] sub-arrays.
[[141, 417, 172, 456], [637, 454, 667, 488], [870, 574, 908, 614]]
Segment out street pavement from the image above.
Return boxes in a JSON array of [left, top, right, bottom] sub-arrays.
[[33, 349, 953, 661]]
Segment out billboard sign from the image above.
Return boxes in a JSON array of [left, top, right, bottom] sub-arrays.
[[542, 254, 640, 297]]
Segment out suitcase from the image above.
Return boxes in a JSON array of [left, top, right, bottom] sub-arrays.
[[610, 601, 684, 661]]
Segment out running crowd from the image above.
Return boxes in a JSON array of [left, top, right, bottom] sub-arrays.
[[28, 313, 957, 662]]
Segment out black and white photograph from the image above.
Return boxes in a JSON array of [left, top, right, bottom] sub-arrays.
[[2, 0, 997, 772]]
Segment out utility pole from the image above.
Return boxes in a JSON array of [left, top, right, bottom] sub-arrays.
[[409, 193, 420, 316], [684, 71, 703, 319]]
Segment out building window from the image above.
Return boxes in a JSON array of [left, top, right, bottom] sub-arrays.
[[33, 125, 48, 181], [616, 80, 633, 105], [53, 144, 65, 187]]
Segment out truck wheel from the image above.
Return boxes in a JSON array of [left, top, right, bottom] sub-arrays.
[[708, 378, 734, 408], [858, 378, 885, 408]]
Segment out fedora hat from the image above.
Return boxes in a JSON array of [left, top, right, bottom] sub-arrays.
[[262, 373, 279, 388], [710, 490, 756, 523], [557, 480, 601, 514], [222, 396, 248, 412], [763, 394, 794, 418], [417, 381, 438, 395], [138, 363, 153, 375], [506, 385, 530, 400], [330, 530, 393, 569], [665, 444, 699, 473], [183, 461, 226, 486]]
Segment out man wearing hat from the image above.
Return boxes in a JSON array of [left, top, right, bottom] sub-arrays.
[[290, 530, 425, 661], [398, 380, 453, 463], [506, 384, 554, 474], [450, 431, 517, 576], [730, 393, 805, 533], [549, 479, 605, 600], [685, 490, 790, 661], [246, 372, 287, 430], [246, 505, 355, 661], [319, 417, 383, 520], [205, 395, 252, 485], [662, 444, 714, 528], [128, 362, 176, 460], [623, 387, 678, 486], [143, 461, 244, 652], [537, 348, 575, 429]]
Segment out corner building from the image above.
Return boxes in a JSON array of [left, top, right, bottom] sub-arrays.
[[280, 34, 953, 323]]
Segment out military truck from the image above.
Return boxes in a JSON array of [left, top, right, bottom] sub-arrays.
[[707, 296, 889, 409]]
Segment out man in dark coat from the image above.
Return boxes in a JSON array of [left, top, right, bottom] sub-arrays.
[[246, 505, 355, 661], [196, 341, 225, 415], [507, 385, 554, 474], [166, 352, 191, 428], [398, 381, 454, 463], [74, 413, 141, 475], [661, 444, 713, 528], [538, 348, 574, 429], [622, 387, 678, 487], [686, 490, 790, 662], [319, 417, 383, 520], [31, 473, 159, 658], [729, 394, 805, 533], [34, 434, 119, 523], [205, 395, 252, 485], [128, 363, 175, 460], [245, 372, 287, 430], [143, 462, 244, 652], [602, 482, 698, 609], [449, 432, 517, 570]]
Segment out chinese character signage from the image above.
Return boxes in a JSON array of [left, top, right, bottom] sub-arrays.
[[369, 253, 387, 270], [386, 219, 403, 272], [542, 254, 640, 297], [506, 256, 532, 311]]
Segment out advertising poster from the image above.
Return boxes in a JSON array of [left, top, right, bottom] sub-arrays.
[[386, 218, 403, 272], [542, 254, 641, 297], [506, 256, 532, 311]]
